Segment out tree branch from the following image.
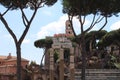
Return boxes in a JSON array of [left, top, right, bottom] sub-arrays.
[[18, 8, 38, 45], [96, 16, 104, 23], [68, 14, 77, 37], [89, 14, 96, 29], [1, 5, 12, 16], [84, 15, 104, 33], [20, 8, 28, 27], [0, 14, 17, 44], [37, 0, 45, 8], [98, 17, 107, 31], [82, 16, 86, 25], [79, 15, 84, 33]]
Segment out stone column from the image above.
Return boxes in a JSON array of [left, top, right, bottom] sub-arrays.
[[59, 48, 64, 80], [70, 48, 75, 80], [49, 48, 54, 80]]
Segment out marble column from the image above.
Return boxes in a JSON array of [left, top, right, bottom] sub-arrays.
[[59, 48, 64, 80], [49, 48, 54, 80], [70, 48, 75, 80]]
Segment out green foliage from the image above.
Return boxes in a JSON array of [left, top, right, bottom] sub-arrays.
[[34, 38, 53, 48], [62, 0, 120, 17], [108, 54, 120, 69], [99, 28, 120, 47], [85, 30, 107, 40], [85, 30, 107, 50], [0, 0, 57, 10], [75, 30, 107, 51], [54, 50, 59, 63], [30, 61, 37, 66], [0, 0, 29, 9], [45, 0, 57, 6], [114, 63, 120, 69]]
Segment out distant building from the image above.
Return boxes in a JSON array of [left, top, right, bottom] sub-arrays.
[[0, 53, 29, 80]]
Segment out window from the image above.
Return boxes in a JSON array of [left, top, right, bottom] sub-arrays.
[[67, 26, 71, 29], [0, 62, 2, 65]]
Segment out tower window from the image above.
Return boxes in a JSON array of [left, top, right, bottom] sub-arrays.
[[67, 26, 71, 29], [68, 24, 71, 27]]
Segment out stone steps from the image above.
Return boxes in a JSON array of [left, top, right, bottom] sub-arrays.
[[74, 69, 120, 80]]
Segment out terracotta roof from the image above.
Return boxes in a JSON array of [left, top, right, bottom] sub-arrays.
[[0, 56, 7, 59], [0, 54, 29, 62], [6, 57, 29, 62]]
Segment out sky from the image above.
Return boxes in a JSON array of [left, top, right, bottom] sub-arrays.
[[0, 1, 120, 64]]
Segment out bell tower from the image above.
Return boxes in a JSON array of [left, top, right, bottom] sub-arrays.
[[65, 20, 74, 37]]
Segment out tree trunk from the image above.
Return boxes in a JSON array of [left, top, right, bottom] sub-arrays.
[[16, 44, 22, 80], [40, 48, 48, 66], [40, 49, 45, 66], [89, 40, 93, 52], [80, 34, 87, 80]]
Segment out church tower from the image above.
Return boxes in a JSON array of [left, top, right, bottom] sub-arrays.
[[65, 20, 74, 37]]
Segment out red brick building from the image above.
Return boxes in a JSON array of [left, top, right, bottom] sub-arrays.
[[0, 53, 29, 80]]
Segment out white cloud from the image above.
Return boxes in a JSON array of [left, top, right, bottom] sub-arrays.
[[42, 10, 52, 16], [23, 39, 30, 44], [36, 15, 92, 39], [37, 15, 67, 39], [110, 21, 120, 30]]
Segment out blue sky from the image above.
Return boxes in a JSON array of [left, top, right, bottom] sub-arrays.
[[0, 1, 120, 64]]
